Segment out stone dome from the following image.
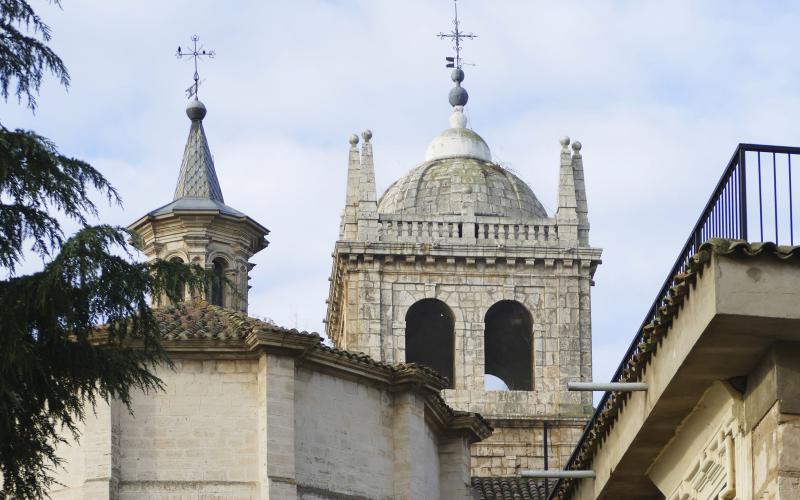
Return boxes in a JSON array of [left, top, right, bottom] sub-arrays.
[[378, 156, 548, 218]]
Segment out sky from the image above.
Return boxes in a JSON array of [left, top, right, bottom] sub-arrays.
[[6, 0, 800, 390]]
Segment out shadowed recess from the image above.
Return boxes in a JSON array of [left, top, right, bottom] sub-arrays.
[[485, 300, 533, 391], [405, 299, 455, 388]]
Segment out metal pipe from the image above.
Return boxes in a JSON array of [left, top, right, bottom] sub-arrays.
[[567, 382, 648, 392], [543, 421, 549, 497], [521, 470, 595, 479]]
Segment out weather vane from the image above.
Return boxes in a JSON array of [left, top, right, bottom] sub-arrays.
[[176, 35, 215, 99], [437, 0, 477, 69]]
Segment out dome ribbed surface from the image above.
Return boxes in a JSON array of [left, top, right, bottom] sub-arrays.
[[378, 157, 547, 218]]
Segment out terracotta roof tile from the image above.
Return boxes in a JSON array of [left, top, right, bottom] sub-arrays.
[[155, 301, 451, 383], [150, 300, 492, 441], [471, 477, 547, 500], [155, 300, 320, 342]]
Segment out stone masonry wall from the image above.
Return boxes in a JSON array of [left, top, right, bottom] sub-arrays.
[[342, 256, 594, 417], [49, 399, 119, 500], [294, 367, 395, 498], [117, 359, 260, 499], [470, 420, 586, 477], [333, 248, 597, 484], [47, 353, 478, 500]]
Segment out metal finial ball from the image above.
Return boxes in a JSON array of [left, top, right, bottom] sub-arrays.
[[559, 136, 571, 147], [349, 134, 359, 146], [572, 141, 582, 152], [186, 98, 207, 120], [449, 86, 469, 107], [362, 129, 373, 142], [451, 68, 465, 83]]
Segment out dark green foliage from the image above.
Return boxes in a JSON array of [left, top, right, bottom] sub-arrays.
[[0, 0, 69, 110], [0, 1, 213, 497], [0, 224, 212, 497], [0, 127, 117, 270]]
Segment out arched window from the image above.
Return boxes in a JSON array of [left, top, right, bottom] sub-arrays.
[[405, 299, 455, 388], [169, 257, 185, 302], [484, 300, 533, 391], [211, 258, 227, 307]]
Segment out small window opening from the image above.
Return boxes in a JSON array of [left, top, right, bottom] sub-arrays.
[[170, 257, 185, 302], [211, 258, 227, 307]]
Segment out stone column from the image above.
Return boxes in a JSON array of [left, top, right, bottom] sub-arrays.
[[392, 391, 429, 500], [439, 437, 474, 500], [80, 399, 119, 499], [258, 353, 297, 499]]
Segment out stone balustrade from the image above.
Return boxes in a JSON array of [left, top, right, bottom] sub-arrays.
[[377, 215, 560, 245]]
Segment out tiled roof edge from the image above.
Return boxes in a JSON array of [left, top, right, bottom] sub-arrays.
[[153, 300, 492, 442], [471, 476, 547, 500]]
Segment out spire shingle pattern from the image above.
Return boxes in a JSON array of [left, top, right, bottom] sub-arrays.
[[173, 118, 224, 202]]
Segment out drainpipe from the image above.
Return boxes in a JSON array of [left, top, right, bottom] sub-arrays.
[[719, 433, 736, 499], [543, 421, 549, 497]]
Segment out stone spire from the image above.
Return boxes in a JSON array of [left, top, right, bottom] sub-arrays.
[[339, 130, 379, 242], [173, 98, 225, 202], [571, 141, 590, 245], [356, 130, 379, 241], [129, 97, 269, 313], [340, 134, 361, 240], [556, 136, 590, 246]]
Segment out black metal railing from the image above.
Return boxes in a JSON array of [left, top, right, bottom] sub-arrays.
[[555, 143, 800, 497]]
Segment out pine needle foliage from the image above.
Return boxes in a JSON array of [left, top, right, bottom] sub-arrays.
[[0, 0, 69, 111], [0, 2, 218, 497]]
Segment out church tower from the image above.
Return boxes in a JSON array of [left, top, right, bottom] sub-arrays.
[[325, 69, 602, 476], [129, 98, 269, 312]]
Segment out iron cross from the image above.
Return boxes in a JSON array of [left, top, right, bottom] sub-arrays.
[[437, 0, 477, 69], [176, 35, 215, 99]]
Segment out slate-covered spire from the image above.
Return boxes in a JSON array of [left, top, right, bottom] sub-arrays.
[[173, 98, 224, 202], [129, 96, 269, 314]]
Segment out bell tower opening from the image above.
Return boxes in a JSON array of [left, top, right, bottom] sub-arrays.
[[405, 299, 455, 388], [211, 257, 228, 307], [484, 300, 533, 391], [169, 257, 186, 302]]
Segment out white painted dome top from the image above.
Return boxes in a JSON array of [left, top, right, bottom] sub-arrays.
[[378, 69, 546, 219], [424, 106, 492, 162]]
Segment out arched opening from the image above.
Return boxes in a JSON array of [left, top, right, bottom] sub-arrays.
[[484, 300, 533, 390], [405, 299, 455, 388], [169, 257, 185, 302], [211, 258, 227, 307]]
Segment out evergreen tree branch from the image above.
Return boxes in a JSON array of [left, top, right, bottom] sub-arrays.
[[0, 127, 120, 272], [0, 225, 215, 498], [0, 0, 68, 111]]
